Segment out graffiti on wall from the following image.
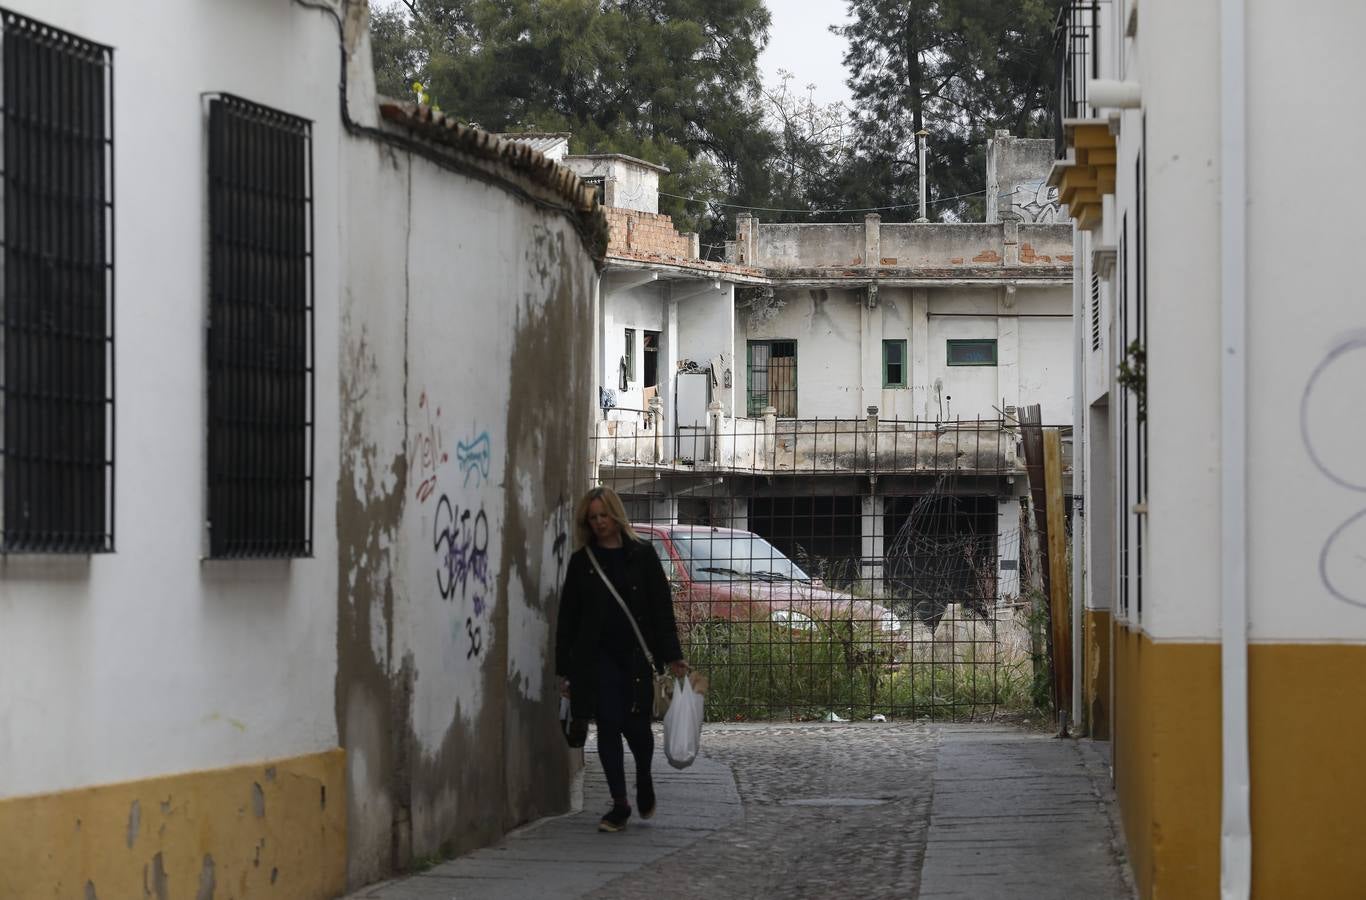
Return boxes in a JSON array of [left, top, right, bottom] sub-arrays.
[[456, 432, 492, 487], [1300, 332, 1366, 607], [414, 391, 448, 504], [1008, 179, 1062, 224], [419, 387, 499, 659]]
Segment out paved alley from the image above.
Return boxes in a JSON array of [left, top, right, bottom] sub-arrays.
[[347, 723, 1133, 900]]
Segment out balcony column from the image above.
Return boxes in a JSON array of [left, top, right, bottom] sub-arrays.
[[997, 496, 1022, 604], [860, 491, 885, 598]]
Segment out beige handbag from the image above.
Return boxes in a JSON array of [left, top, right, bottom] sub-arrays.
[[585, 546, 674, 718]]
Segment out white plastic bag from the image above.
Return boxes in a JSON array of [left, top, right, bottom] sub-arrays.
[[662, 675, 704, 769]]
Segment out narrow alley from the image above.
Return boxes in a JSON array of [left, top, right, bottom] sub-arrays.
[[349, 723, 1132, 900]]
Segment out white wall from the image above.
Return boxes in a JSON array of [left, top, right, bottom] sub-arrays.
[[562, 157, 661, 214], [676, 282, 735, 415], [0, 0, 341, 800], [601, 280, 665, 413], [749, 287, 862, 417], [1244, 0, 1366, 642]]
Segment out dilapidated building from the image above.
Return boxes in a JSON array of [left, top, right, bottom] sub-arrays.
[[579, 135, 1074, 620]]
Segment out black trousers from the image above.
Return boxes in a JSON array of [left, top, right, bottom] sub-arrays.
[[596, 654, 654, 802]]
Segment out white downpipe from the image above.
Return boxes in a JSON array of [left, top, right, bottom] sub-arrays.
[[1071, 227, 1085, 733], [1219, 0, 1252, 895]]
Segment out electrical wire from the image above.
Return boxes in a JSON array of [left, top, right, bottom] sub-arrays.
[[657, 187, 994, 215]]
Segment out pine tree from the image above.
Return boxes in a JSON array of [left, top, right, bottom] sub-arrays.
[[834, 0, 1063, 221]]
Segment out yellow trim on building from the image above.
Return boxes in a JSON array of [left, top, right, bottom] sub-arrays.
[[1113, 625, 1366, 898], [1047, 120, 1117, 232], [0, 748, 346, 899]]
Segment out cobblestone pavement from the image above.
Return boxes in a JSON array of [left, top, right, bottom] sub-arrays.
[[347, 722, 1133, 900]]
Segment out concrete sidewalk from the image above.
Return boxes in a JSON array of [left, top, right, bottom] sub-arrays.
[[347, 736, 742, 899], [346, 724, 1132, 899], [918, 728, 1133, 899]]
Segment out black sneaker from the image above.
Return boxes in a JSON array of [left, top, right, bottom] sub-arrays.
[[636, 777, 656, 819], [598, 802, 631, 833]]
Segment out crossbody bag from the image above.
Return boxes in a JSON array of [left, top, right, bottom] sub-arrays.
[[585, 545, 673, 718]]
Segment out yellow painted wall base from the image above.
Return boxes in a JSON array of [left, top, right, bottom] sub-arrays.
[[0, 749, 346, 899], [1083, 608, 1111, 739], [1113, 626, 1366, 899]]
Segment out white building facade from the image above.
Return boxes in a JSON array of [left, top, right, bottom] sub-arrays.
[[1053, 0, 1366, 896], [0, 2, 599, 896]]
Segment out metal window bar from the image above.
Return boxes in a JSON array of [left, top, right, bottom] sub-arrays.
[[1052, 2, 1101, 158], [206, 94, 314, 558], [594, 416, 1051, 722], [0, 10, 115, 553], [1090, 272, 1101, 352]]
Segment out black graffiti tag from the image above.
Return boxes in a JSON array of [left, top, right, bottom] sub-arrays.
[[433, 494, 491, 613]]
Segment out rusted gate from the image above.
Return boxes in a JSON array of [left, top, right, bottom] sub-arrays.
[[591, 414, 1059, 722]]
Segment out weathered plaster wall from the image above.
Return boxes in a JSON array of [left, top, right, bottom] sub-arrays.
[[337, 125, 595, 888], [601, 279, 666, 414], [677, 283, 736, 416], [562, 156, 661, 214], [986, 133, 1066, 225], [750, 288, 862, 416]]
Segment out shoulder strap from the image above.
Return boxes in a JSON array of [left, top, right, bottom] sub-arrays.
[[585, 545, 657, 670]]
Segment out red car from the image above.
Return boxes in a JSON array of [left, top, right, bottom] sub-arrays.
[[632, 524, 905, 647]]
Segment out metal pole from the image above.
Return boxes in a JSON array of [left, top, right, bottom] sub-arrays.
[[916, 129, 929, 223]]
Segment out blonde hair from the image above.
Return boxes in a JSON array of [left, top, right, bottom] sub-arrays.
[[573, 486, 640, 549]]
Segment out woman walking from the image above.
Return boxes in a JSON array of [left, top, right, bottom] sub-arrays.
[[555, 486, 688, 832]]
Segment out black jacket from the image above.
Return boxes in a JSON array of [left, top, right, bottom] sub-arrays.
[[555, 538, 683, 720]]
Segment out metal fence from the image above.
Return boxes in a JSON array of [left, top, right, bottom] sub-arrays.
[[595, 415, 1067, 722]]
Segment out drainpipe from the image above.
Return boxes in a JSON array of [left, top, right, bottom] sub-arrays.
[[1219, 0, 1251, 895], [1071, 228, 1085, 733]]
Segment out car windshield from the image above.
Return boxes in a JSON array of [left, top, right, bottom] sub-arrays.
[[671, 532, 811, 583]]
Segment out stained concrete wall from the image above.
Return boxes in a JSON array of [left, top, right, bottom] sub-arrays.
[[986, 132, 1066, 225], [337, 100, 596, 900]]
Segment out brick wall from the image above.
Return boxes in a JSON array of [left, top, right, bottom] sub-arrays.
[[605, 207, 693, 259]]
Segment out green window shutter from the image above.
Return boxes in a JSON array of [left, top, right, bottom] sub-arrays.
[[882, 339, 907, 388]]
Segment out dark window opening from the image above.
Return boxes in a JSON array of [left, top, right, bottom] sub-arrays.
[[883, 339, 907, 388], [621, 328, 634, 390], [884, 495, 997, 626], [643, 330, 659, 389], [1, 11, 115, 553], [749, 495, 862, 586], [1090, 272, 1102, 352], [747, 339, 797, 417], [207, 95, 314, 558], [581, 176, 605, 205], [946, 339, 997, 367]]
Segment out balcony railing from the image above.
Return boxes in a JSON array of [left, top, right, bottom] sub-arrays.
[[1053, 2, 1101, 158]]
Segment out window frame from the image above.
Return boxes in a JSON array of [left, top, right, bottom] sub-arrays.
[[205, 93, 315, 560], [882, 339, 908, 389], [945, 338, 998, 367], [621, 328, 635, 390], [746, 339, 798, 417], [0, 10, 116, 554]]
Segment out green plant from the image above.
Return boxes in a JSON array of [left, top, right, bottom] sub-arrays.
[[1117, 339, 1147, 424]]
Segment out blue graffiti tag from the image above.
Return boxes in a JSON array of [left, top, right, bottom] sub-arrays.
[[456, 432, 492, 487]]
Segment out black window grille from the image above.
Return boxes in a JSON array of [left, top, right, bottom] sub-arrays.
[[207, 95, 313, 558], [0, 11, 115, 553], [1090, 271, 1101, 351], [946, 339, 998, 367], [747, 340, 797, 417]]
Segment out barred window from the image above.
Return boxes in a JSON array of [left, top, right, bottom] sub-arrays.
[[206, 96, 313, 558], [0, 11, 115, 553], [747, 340, 797, 417]]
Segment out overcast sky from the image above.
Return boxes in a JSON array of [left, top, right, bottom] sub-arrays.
[[759, 1, 853, 109]]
